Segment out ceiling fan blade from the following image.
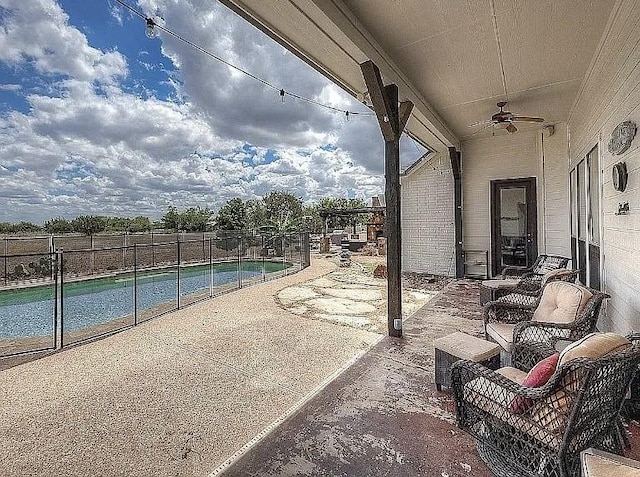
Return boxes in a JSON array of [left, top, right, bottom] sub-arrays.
[[512, 116, 544, 123], [506, 123, 518, 133], [468, 119, 492, 128]]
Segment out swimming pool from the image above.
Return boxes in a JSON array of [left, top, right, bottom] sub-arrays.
[[0, 261, 289, 340]]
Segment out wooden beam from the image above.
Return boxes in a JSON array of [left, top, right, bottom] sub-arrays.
[[384, 83, 402, 338], [360, 60, 396, 141], [398, 100, 414, 134]]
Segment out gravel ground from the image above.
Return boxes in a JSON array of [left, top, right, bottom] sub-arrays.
[[0, 256, 381, 477]]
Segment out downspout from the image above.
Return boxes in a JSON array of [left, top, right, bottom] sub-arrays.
[[449, 148, 464, 278]]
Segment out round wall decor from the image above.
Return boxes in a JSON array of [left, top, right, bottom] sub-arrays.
[[608, 121, 636, 155], [612, 162, 628, 192]]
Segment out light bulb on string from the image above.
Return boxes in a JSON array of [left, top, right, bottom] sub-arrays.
[[345, 111, 350, 121], [145, 17, 158, 38], [280, 89, 286, 103]]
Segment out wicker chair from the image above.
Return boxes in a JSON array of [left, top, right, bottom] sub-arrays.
[[484, 281, 608, 355], [451, 333, 640, 477], [501, 254, 570, 280], [493, 269, 580, 306]]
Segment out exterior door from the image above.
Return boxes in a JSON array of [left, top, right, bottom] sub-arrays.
[[490, 178, 538, 277], [570, 145, 601, 289]]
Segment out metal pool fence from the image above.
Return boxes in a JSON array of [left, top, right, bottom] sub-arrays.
[[0, 232, 310, 360]]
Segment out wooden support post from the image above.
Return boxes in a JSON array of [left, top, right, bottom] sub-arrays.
[[449, 148, 464, 278], [361, 60, 413, 338]]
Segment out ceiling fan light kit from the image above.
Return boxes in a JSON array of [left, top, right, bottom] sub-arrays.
[[490, 101, 544, 134]]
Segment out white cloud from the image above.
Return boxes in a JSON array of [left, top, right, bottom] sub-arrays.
[[0, 84, 22, 91], [0, 0, 127, 84], [0, 0, 426, 224]]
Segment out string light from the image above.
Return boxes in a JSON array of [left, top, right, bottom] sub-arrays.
[[145, 17, 157, 39], [111, 0, 374, 118]]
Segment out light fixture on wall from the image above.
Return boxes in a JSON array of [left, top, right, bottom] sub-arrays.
[[612, 162, 628, 192]]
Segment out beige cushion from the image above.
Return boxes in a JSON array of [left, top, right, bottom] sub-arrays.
[[558, 332, 631, 366], [485, 323, 515, 352], [433, 331, 501, 361], [497, 366, 527, 384], [532, 282, 592, 324]]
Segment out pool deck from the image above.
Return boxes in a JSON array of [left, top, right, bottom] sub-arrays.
[[3, 254, 639, 476], [0, 255, 382, 476]]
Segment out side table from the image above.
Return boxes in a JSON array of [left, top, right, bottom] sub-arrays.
[[479, 278, 521, 305], [433, 331, 501, 391], [581, 447, 640, 476]]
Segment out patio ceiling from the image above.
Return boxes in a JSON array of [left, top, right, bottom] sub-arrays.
[[222, 0, 616, 152]]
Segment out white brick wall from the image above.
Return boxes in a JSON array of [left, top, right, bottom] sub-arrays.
[[400, 153, 456, 276]]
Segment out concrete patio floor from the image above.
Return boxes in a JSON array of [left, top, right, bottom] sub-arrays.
[[0, 253, 441, 476], [5, 252, 637, 476], [0, 256, 380, 476], [219, 275, 494, 477]]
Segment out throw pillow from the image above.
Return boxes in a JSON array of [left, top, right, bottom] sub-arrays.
[[511, 352, 560, 414]]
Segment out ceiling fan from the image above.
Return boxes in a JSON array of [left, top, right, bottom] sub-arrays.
[[491, 101, 544, 133]]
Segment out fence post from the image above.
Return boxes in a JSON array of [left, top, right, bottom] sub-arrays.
[[59, 249, 64, 349], [3, 238, 7, 286], [238, 236, 242, 289], [209, 239, 213, 297], [262, 235, 266, 282], [133, 244, 138, 326], [176, 239, 181, 309], [53, 251, 59, 349], [123, 232, 127, 270], [49, 235, 54, 281]]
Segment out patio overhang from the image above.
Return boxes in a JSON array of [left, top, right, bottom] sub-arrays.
[[220, 0, 616, 153], [220, 0, 459, 153]]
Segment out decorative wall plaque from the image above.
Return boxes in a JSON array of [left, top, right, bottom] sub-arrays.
[[612, 162, 628, 192], [608, 120, 636, 155]]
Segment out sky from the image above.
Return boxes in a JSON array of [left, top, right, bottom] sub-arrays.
[[0, 0, 427, 224]]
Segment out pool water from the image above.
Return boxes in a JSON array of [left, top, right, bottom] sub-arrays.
[[0, 261, 288, 339]]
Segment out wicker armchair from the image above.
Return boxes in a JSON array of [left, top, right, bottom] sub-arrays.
[[452, 333, 640, 477], [501, 254, 570, 280], [484, 281, 608, 355], [493, 269, 580, 306]]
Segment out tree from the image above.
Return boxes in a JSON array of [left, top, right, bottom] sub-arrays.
[[162, 206, 182, 231], [182, 206, 212, 232], [259, 210, 301, 256], [44, 217, 74, 234], [129, 216, 152, 233], [71, 215, 107, 235], [215, 198, 247, 231], [0, 221, 42, 234], [263, 190, 303, 223], [245, 199, 266, 230]]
